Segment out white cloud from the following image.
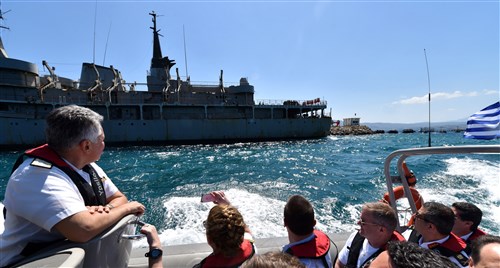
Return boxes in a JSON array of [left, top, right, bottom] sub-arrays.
[[483, 89, 499, 95], [393, 90, 493, 105], [395, 95, 429, 105]]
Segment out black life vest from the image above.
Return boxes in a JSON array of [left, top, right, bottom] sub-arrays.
[[407, 228, 420, 244], [346, 231, 405, 268], [408, 230, 469, 267], [285, 230, 331, 268], [198, 239, 255, 268], [10, 144, 107, 207], [3, 144, 108, 260]]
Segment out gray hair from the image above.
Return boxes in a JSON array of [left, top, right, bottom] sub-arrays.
[[45, 105, 103, 151], [363, 202, 398, 231]]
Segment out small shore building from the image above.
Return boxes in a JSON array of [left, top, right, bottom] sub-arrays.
[[343, 117, 360, 126]]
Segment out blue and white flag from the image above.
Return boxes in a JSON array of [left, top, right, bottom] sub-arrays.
[[464, 101, 500, 140]]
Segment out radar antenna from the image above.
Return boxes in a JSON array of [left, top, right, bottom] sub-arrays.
[[0, 0, 11, 31], [149, 11, 164, 37]]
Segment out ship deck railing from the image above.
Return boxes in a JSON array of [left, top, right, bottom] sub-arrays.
[[0, 92, 328, 108], [255, 99, 327, 107]]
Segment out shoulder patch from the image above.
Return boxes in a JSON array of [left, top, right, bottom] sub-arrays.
[[454, 252, 469, 267], [30, 158, 53, 169]]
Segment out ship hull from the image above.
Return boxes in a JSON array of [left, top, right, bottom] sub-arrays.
[[1, 111, 331, 149]]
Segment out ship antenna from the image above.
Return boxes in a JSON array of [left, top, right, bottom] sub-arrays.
[[183, 24, 189, 80], [0, 0, 11, 58], [103, 21, 112, 66], [424, 48, 431, 147], [0, 1, 11, 32], [92, 0, 98, 64]]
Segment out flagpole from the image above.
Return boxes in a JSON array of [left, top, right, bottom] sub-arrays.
[[424, 49, 431, 147]]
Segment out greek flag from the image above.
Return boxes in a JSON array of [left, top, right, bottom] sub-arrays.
[[464, 101, 500, 140]]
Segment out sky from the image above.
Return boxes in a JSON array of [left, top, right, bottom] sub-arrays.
[[1, 0, 498, 123]]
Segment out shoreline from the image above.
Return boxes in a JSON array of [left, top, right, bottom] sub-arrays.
[[330, 125, 464, 135], [330, 125, 375, 135]]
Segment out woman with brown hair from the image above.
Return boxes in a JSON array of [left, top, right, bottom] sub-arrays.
[[194, 191, 256, 268]]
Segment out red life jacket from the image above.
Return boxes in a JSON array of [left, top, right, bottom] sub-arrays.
[[428, 233, 469, 267], [462, 229, 487, 255], [200, 239, 255, 268], [11, 144, 106, 206], [467, 229, 487, 242], [390, 231, 406, 242], [24, 144, 72, 167], [285, 230, 331, 267]]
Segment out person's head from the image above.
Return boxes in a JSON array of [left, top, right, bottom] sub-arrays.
[[469, 235, 500, 268], [284, 195, 316, 236], [358, 202, 397, 245], [403, 162, 417, 187], [451, 202, 483, 236], [241, 251, 305, 268], [407, 174, 417, 187], [414, 202, 455, 238], [205, 205, 246, 257], [46, 105, 104, 155], [368, 241, 455, 268]]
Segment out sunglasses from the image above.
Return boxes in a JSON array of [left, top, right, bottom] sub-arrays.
[[414, 211, 430, 223], [358, 220, 380, 227]]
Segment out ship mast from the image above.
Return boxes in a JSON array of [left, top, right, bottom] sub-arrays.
[[0, 1, 11, 58], [150, 11, 163, 68], [147, 11, 176, 93]]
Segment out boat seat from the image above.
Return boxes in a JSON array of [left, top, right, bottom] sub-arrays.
[[11, 247, 85, 268], [128, 232, 349, 268]]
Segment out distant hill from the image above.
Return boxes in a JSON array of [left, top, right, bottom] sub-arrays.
[[363, 120, 467, 132]]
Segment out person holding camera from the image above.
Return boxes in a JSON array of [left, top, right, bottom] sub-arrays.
[[194, 191, 256, 267]]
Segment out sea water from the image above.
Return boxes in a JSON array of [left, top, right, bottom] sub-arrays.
[[0, 133, 498, 247]]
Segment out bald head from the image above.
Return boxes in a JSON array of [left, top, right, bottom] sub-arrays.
[[470, 235, 500, 268]]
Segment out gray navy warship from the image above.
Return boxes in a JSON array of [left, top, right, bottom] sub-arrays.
[[0, 12, 331, 149]]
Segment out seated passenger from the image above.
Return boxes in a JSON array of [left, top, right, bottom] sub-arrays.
[[451, 202, 487, 253], [404, 201, 469, 268], [367, 241, 455, 268], [0, 105, 145, 267], [140, 223, 163, 268], [335, 202, 405, 268], [241, 251, 306, 268], [469, 235, 500, 268], [282, 195, 332, 268], [194, 191, 255, 268]]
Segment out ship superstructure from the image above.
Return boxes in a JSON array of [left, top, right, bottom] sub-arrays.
[[0, 11, 331, 149]]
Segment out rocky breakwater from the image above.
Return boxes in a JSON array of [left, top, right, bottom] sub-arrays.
[[330, 125, 375, 135]]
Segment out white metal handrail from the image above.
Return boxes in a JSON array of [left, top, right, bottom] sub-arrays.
[[383, 145, 500, 231]]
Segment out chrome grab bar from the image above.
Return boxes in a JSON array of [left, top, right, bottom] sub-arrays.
[[121, 218, 147, 240]]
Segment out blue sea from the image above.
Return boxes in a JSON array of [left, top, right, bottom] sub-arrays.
[[0, 133, 499, 247]]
